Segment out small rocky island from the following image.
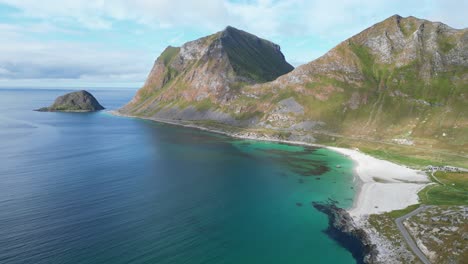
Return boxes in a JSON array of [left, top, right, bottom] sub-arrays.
[[36, 90, 105, 112]]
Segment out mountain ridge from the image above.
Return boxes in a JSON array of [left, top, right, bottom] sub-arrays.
[[121, 25, 293, 118], [231, 15, 467, 149], [120, 15, 468, 161]]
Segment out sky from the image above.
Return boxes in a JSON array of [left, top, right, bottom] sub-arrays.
[[0, 0, 466, 89]]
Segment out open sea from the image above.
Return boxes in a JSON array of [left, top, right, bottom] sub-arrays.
[[0, 88, 357, 263]]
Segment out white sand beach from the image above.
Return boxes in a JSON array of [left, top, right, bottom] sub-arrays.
[[329, 147, 430, 219]]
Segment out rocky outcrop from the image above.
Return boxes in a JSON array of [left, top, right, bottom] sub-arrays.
[[121, 15, 467, 153], [120, 26, 293, 119], [313, 200, 379, 264], [232, 15, 468, 150], [36, 90, 104, 112]]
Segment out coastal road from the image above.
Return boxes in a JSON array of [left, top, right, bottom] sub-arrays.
[[395, 205, 431, 264]]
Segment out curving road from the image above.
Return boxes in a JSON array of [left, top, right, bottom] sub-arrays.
[[395, 205, 431, 264]]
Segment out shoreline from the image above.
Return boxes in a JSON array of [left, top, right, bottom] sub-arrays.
[[108, 110, 430, 220], [329, 147, 429, 219]]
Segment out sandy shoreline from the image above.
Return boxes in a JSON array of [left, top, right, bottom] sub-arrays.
[[329, 147, 429, 219], [108, 110, 430, 220]]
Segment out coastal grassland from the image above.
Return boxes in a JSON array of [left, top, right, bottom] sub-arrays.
[[404, 206, 468, 263], [318, 135, 468, 169], [418, 171, 468, 205], [367, 208, 420, 263], [386, 204, 421, 218], [368, 170, 467, 262], [369, 204, 468, 264]]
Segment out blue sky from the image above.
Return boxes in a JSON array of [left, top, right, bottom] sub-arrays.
[[0, 0, 466, 89]]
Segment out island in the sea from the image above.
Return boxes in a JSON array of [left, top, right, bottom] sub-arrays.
[[35, 90, 105, 112]]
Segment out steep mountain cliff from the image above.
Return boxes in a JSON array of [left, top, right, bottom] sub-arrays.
[[121, 15, 467, 158], [120, 26, 293, 123], [229, 15, 468, 151]]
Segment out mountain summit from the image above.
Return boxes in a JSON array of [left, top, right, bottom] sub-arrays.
[[121, 16, 467, 153], [228, 15, 467, 150], [120, 26, 293, 119]]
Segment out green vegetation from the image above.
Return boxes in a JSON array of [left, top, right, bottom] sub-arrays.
[[404, 206, 468, 263], [235, 110, 263, 120], [123, 16, 468, 172], [272, 89, 297, 103], [368, 213, 418, 263], [362, 149, 446, 168], [222, 27, 293, 82], [418, 171, 468, 205], [437, 35, 456, 53], [349, 42, 377, 84], [398, 18, 417, 37], [38, 90, 104, 112], [159, 46, 180, 66], [320, 134, 468, 169], [194, 99, 214, 111], [276, 131, 292, 139], [386, 204, 421, 218], [54, 105, 82, 111], [372, 204, 468, 263]]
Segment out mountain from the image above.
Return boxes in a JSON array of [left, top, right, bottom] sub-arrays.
[[36, 90, 105, 112], [120, 26, 293, 124], [121, 16, 468, 160], [227, 15, 468, 152]]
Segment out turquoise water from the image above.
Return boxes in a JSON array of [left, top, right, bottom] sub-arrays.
[[0, 88, 357, 263]]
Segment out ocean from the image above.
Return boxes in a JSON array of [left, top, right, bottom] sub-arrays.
[[0, 88, 357, 263]]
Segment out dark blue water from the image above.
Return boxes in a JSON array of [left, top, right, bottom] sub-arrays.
[[0, 88, 356, 263]]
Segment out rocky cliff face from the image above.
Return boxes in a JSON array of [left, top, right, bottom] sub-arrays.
[[120, 26, 293, 121], [313, 201, 379, 264], [36, 90, 105, 112], [122, 15, 467, 153], [230, 15, 468, 150]]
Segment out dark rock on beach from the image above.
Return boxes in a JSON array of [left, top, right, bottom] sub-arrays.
[[312, 200, 378, 264], [35, 90, 105, 112]]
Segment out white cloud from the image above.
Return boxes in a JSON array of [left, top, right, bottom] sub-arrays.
[[2, 0, 465, 34], [0, 23, 152, 85], [0, 0, 466, 86]]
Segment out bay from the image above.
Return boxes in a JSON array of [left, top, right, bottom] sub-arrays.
[[0, 88, 356, 264]]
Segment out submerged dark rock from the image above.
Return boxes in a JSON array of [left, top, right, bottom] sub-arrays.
[[36, 90, 105, 112], [312, 200, 378, 264]]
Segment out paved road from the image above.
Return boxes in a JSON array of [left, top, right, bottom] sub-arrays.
[[395, 205, 431, 264]]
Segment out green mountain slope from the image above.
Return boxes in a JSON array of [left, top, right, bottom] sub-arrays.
[[120, 15, 468, 164], [228, 15, 468, 153], [120, 26, 293, 119]]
